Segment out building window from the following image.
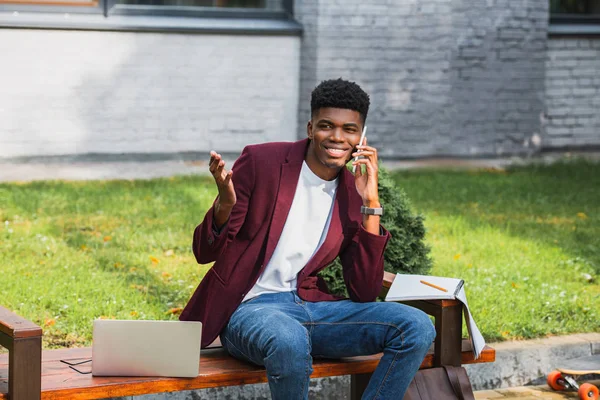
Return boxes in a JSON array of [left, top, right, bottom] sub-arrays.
[[0, 0, 102, 13], [0, 0, 286, 15], [106, 0, 287, 18], [550, 0, 600, 23], [0, 0, 269, 6], [0, 0, 97, 5], [0, 0, 299, 34], [115, 0, 273, 8]]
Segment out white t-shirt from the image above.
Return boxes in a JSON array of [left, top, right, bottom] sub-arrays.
[[242, 161, 338, 302]]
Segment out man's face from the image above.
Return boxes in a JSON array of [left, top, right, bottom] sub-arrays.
[[305, 107, 364, 180]]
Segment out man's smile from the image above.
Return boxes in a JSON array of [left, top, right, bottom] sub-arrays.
[[323, 145, 350, 158]]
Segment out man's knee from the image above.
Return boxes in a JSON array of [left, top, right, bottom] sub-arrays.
[[385, 305, 435, 352], [403, 308, 436, 352]]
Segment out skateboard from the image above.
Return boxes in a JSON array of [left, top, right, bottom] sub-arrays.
[[547, 354, 600, 400]]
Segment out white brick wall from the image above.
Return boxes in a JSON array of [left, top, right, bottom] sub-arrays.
[[544, 37, 600, 148], [0, 29, 300, 158]]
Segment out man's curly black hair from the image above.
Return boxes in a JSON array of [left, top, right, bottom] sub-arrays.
[[310, 78, 370, 123]]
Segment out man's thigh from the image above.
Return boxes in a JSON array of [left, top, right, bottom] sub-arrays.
[[221, 293, 310, 365], [306, 300, 431, 358]]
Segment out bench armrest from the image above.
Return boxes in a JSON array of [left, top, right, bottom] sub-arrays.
[[0, 306, 42, 341], [382, 270, 395, 291], [0, 306, 42, 400]]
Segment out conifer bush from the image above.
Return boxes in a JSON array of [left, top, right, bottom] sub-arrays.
[[319, 165, 432, 297]]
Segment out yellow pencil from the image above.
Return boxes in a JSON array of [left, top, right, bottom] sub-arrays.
[[420, 280, 448, 292]]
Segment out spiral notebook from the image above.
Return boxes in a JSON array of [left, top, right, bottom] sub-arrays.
[[385, 274, 485, 359], [384, 274, 464, 301]]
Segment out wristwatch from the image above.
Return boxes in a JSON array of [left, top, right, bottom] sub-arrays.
[[360, 205, 383, 216]]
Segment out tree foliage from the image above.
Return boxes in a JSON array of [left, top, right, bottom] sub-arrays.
[[318, 165, 432, 297]]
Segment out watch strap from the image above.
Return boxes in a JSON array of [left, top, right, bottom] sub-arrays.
[[360, 205, 383, 216]]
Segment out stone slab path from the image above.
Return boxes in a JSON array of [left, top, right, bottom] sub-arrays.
[[475, 379, 600, 399]]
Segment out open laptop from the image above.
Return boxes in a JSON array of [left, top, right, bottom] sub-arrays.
[[92, 319, 202, 378]]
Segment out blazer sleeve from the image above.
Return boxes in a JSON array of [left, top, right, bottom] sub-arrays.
[[192, 146, 255, 264], [339, 224, 391, 302]]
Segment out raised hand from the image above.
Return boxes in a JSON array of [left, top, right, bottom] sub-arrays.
[[209, 151, 236, 227]]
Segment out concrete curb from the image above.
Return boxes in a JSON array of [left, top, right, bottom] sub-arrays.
[[1, 151, 599, 183], [474, 380, 600, 400], [466, 333, 600, 390], [0, 160, 216, 182]]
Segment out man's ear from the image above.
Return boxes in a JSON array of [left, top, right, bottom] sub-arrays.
[[307, 120, 313, 139]]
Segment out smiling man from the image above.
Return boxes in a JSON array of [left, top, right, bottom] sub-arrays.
[[180, 78, 435, 399]]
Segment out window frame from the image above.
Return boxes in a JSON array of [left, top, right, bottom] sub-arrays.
[[550, 14, 600, 24]]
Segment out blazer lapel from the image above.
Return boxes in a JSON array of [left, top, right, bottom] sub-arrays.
[[263, 139, 309, 266]]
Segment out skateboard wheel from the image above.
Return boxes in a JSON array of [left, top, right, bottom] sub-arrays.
[[578, 383, 599, 400], [547, 370, 566, 391]]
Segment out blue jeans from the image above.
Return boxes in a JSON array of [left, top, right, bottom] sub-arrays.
[[220, 291, 436, 400]]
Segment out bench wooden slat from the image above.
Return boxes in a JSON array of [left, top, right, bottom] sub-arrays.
[[0, 341, 495, 400], [0, 348, 89, 367]]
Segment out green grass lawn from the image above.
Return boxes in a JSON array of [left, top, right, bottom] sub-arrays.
[[393, 159, 599, 341], [0, 159, 598, 348]]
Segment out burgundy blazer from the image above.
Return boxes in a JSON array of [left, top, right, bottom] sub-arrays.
[[180, 139, 391, 348]]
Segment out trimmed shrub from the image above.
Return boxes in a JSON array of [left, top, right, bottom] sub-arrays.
[[318, 165, 432, 297]]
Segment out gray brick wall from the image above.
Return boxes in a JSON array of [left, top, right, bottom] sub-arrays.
[[544, 37, 600, 148], [294, 0, 319, 139], [295, 0, 549, 157], [0, 29, 300, 158]]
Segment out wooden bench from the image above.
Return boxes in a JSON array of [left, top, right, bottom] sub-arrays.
[[0, 272, 495, 400]]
